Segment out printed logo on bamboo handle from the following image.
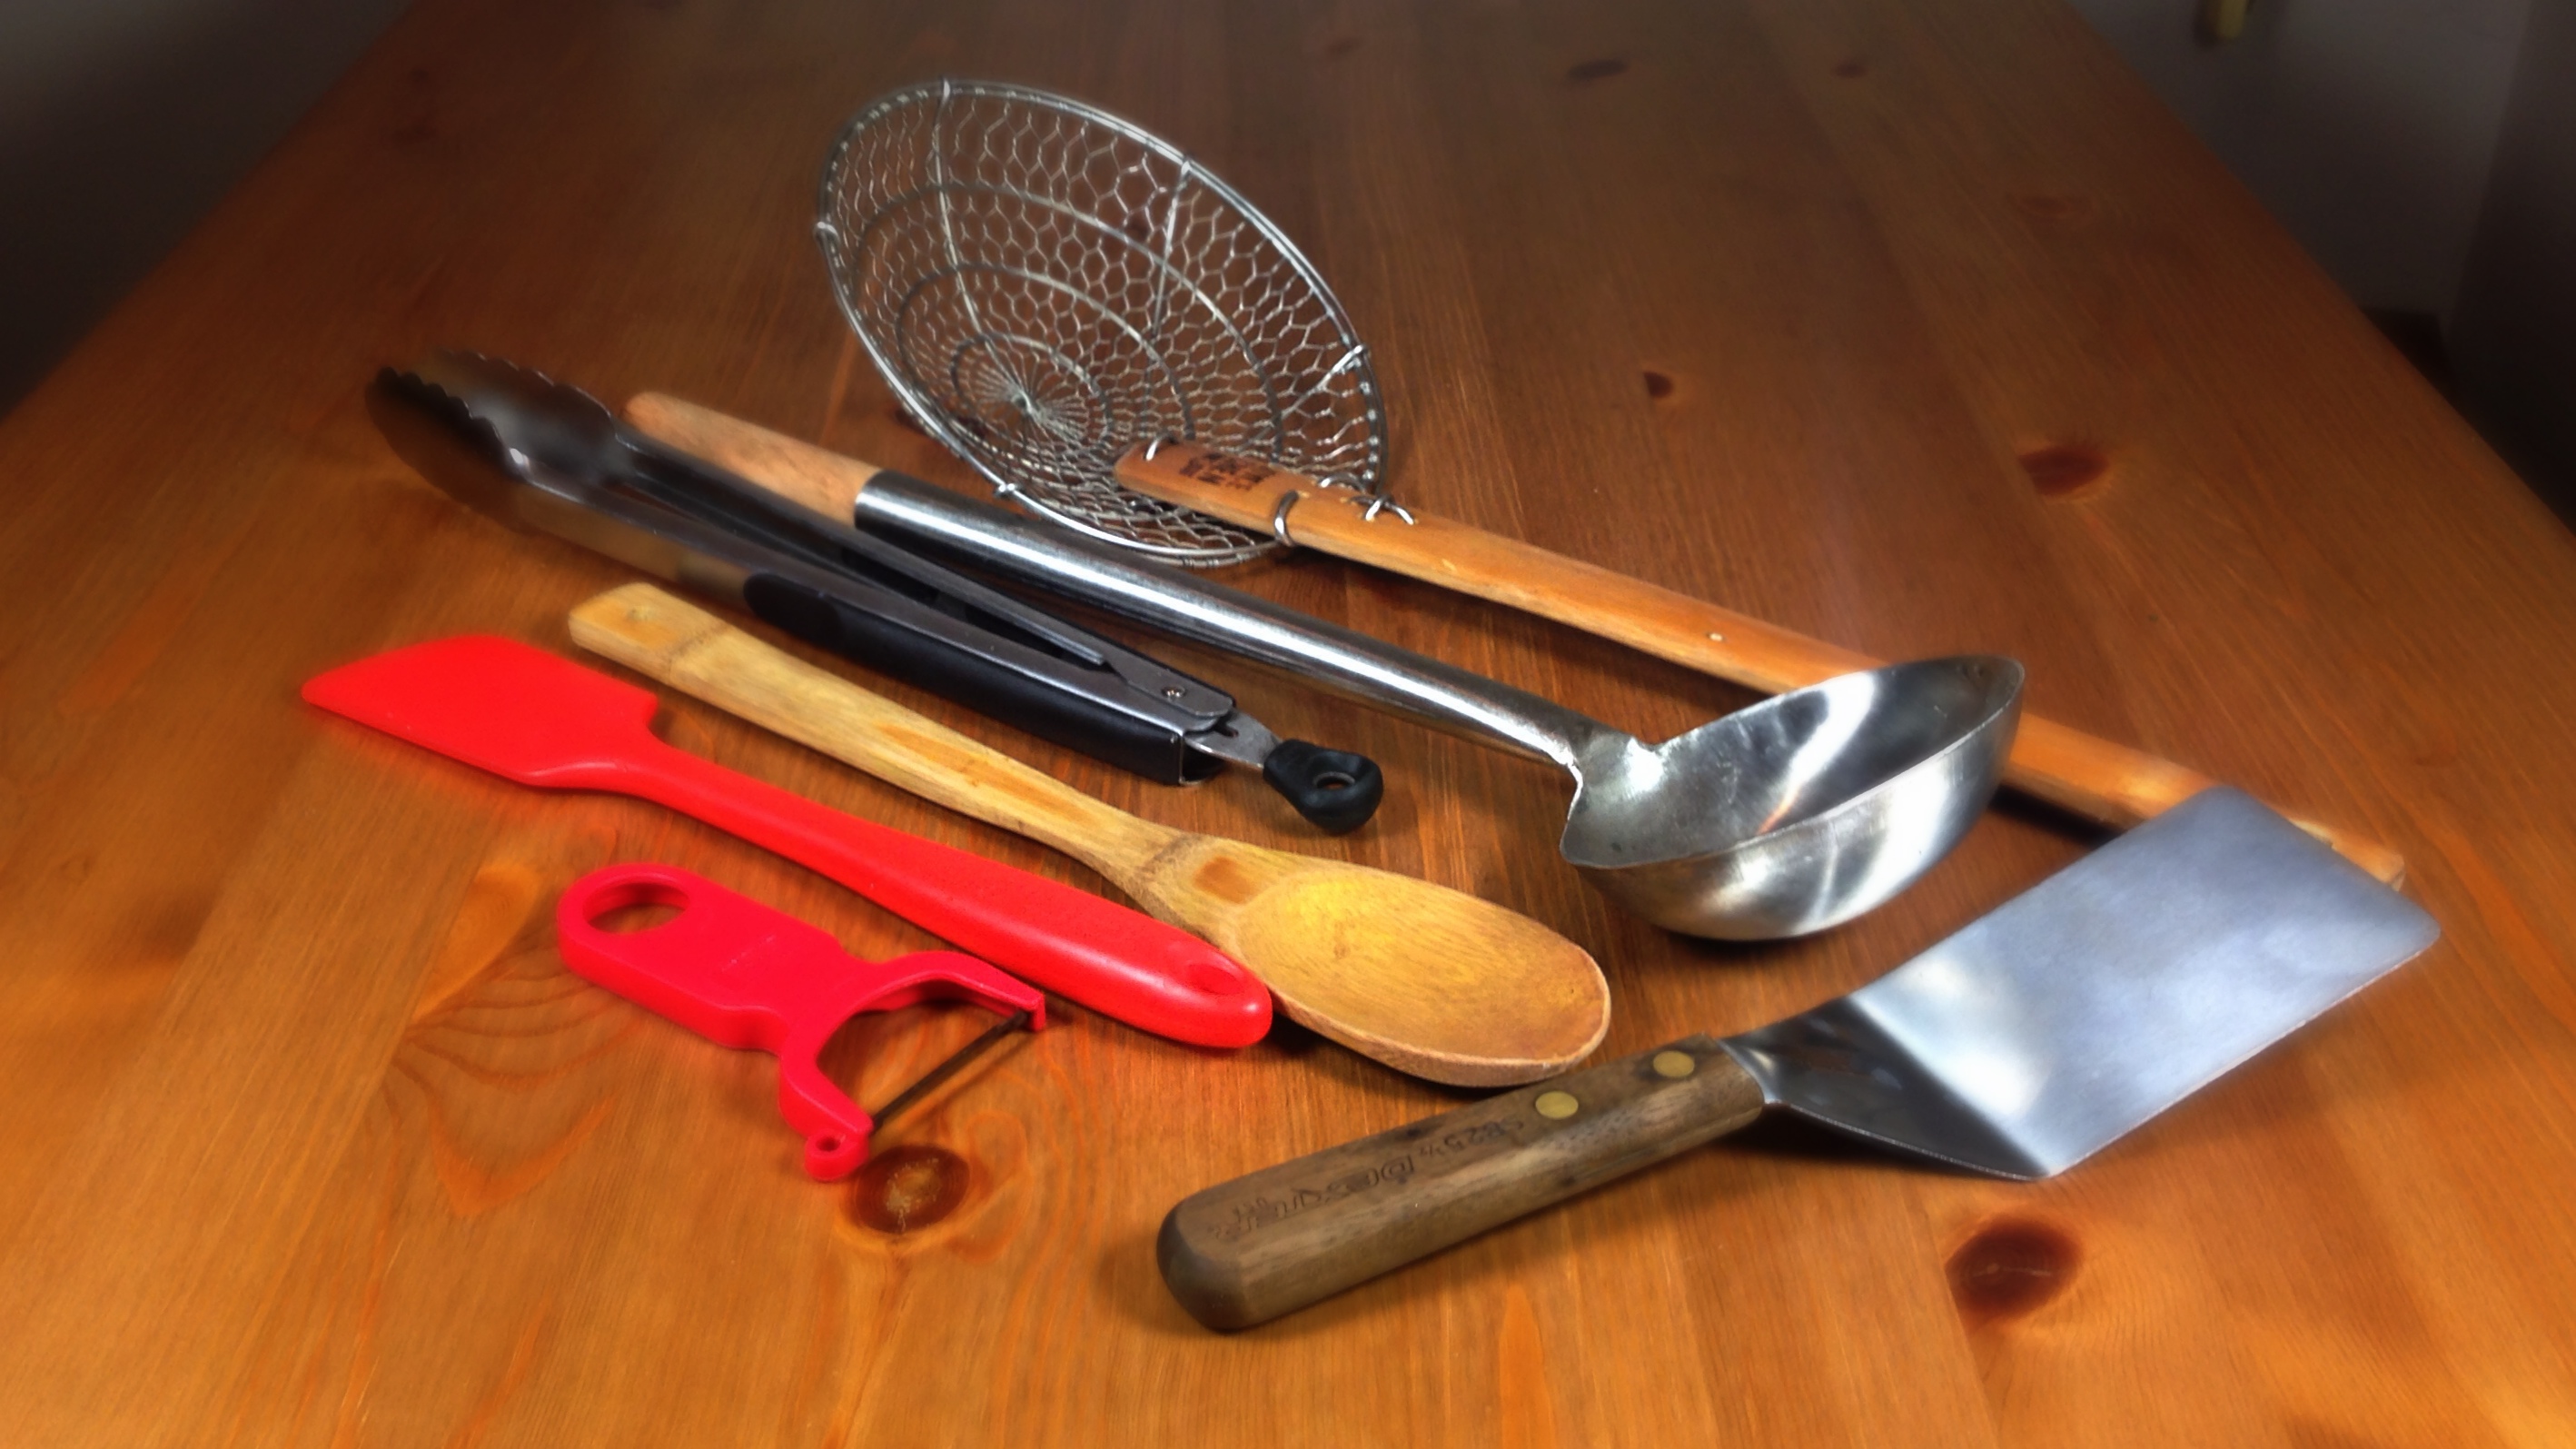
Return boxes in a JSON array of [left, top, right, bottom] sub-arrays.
[[1174, 451, 1278, 491]]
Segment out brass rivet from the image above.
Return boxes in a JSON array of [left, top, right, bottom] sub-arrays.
[[1653, 1050, 1697, 1079], [1534, 1090, 1580, 1119]]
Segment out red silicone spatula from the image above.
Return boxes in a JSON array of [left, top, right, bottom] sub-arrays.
[[302, 635, 1271, 1047]]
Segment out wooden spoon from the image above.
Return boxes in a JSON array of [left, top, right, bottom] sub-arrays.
[[570, 582, 1610, 1087]]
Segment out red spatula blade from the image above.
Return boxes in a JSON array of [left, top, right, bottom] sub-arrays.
[[302, 634, 656, 788]]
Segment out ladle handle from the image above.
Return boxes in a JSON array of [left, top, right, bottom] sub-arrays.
[[1118, 442, 2407, 886], [622, 395, 1622, 773], [1156, 1035, 1765, 1330]]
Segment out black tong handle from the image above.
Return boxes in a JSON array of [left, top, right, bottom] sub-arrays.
[[754, 574, 1382, 830], [626, 436, 1384, 832], [741, 575, 1223, 787]]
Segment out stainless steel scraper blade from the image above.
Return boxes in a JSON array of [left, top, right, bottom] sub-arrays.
[[1720, 788, 2440, 1178]]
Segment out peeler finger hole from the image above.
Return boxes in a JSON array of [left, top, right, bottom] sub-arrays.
[[577, 878, 692, 934], [807, 1130, 870, 1182]]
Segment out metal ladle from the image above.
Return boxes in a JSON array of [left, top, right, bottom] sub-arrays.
[[851, 472, 2020, 938], [629, 398, 2026, 940]]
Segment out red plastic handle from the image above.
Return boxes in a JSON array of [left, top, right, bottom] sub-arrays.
[[556, 863, 1046, 1178], [613, 736, 1272, 1047]]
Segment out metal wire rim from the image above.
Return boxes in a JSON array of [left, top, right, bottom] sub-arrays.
[[814, 78, 1390, 565]]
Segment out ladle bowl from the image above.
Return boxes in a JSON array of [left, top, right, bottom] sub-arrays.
[[1562, 657, 2023, 938]]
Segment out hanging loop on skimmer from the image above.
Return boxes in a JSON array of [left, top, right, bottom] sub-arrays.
[[814, 78, 1390, 565]]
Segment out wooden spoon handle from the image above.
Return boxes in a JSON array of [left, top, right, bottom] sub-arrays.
[[1157, 1035, 1764, 1330], [1119, 442, 2407, 886], [569, 583, 1175, 881]]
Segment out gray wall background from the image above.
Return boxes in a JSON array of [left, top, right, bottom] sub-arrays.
[[2452, 0, 2576, 501], [2071, 0, 2531, 325], [2070, 0, 2573, 504], [0, 0, 410, 407]]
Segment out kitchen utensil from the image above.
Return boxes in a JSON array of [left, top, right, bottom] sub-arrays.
[[372, 353, 1382, 833], [1154, 786, 2439, 1329], [570, 583, 1610, 1087], [556, 862, 1045, 1179], [622, 399, 2026, 941], [302, 635, 1269, 1047], [815, 78, 1388, 564], [806, 78, 2402, 885], [1119, 442, 2411, 882]]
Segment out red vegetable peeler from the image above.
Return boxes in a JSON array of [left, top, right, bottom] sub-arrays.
[[555, 862, 1045, 1180]]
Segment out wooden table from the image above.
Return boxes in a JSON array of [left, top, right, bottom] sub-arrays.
[[4, 0, 2571, 1443]]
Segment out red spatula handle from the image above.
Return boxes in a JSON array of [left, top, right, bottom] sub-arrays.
[[608, 734, 1270, 1046]]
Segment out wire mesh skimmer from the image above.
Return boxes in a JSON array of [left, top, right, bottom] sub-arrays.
[[815, 79, 1387, 564]]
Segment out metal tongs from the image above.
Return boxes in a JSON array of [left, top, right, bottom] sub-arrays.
[[367, 352, 1383, 832]]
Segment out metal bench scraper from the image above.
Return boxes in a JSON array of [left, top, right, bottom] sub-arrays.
[[1157, 787, 2440, 1329]]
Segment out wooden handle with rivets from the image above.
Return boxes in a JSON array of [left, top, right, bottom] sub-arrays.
[[1117, 441, 2407, 885], [1157, 1036, 1765, 1330]]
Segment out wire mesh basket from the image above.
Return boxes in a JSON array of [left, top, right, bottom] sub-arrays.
[[815, 79, 1386, 564]]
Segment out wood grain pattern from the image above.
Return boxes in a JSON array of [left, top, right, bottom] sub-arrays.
[[570, 583, 1610, 1086], [0, 0, 2571, 1443]]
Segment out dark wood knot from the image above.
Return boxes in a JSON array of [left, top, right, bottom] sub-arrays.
[[1947, 1217, 2080, 1325], [850, 1144, 969, 1233]]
